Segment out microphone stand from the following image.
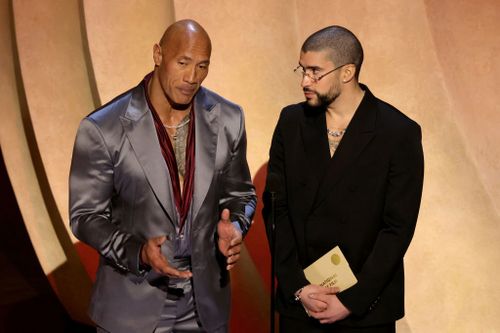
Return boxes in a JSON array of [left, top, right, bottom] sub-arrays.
[[270, 191, 276, 333]]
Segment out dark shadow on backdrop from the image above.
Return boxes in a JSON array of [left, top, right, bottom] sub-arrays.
[[0, 149, 94, 333]]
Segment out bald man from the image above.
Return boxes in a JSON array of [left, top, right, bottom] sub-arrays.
[[69, 20, 256, 333]]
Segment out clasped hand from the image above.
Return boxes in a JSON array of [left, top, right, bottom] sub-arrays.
[[299, 284, 351, 324]]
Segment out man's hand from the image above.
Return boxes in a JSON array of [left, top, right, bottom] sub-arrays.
[[140, 235, 192, 278], [308, 292, 351, 324], [298, 284, 337, 314], [217, 209, 242, 270]]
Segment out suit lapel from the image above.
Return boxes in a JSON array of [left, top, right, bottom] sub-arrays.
[[298, 106, 331, 216], [120, 85, 177, 224], [191, 88, 218, 221], [314, 87, 378, 206]]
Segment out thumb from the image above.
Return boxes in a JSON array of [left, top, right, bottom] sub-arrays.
[[220, 208, 230, 222], [328, 287, 340, 294], [154, 235, 167, 245]]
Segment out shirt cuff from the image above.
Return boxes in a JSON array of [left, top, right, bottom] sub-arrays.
[[232, 221, 243, 234]]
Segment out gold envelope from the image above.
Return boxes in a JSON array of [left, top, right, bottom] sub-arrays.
[[303, 246, 358, 292]]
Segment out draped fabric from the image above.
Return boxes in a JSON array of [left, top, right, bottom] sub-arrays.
[[143, 73, 196, 233]]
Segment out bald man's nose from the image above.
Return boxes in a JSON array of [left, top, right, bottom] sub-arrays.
[[184, 66, 197, 84]]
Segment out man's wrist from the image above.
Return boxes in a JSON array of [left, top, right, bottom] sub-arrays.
[[138, 244, 150, 274], [294, 285, 306, 302], [294, 285, 312, 317], [231, 221, 243, 234]]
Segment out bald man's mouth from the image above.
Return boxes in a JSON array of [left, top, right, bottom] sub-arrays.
[[178, 87, 197, 96]]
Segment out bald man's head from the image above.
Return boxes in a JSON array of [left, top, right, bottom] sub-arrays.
[[151, 20, 212, 108], [159, 19, 212, 56]]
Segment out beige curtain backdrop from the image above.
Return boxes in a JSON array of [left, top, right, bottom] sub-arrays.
[[1, 0, 499, 331]]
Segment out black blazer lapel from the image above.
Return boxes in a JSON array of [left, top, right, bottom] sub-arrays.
[[297, 105, 331, 217], [314, 88, 378, 206]]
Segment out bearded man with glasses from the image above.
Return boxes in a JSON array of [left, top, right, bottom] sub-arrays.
[[264, 25, 424, 333]]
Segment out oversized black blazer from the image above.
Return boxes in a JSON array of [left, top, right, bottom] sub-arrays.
[[265, 85, 424, 327]]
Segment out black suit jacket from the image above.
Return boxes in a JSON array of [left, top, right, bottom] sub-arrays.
[[264, 85, 424, 327]]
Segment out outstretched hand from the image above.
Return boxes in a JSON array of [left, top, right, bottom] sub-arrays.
[[140, 235, 192, 279], [217, 209, 242, 270]]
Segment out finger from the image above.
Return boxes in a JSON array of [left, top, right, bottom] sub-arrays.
[[164, 267, 192, 279], [308, 293, 328, 303], [307, 300, 327, 312], [227, 253, 240, 265], [154, 256, 191, 278], [308, 307, 331, 319], [220, 208, 230, 222], [324, 286, 339, 294], [218, 238, 229, 254], [305, 284, 324, 294], [310, 310, 330, 320], [153, 235, 167, 245], [227, 248, 241, 258], [229, 237, 242, 247], [308, 310, 321, 319], [149, 255, 170, 273], [227, 244, 241, 256]]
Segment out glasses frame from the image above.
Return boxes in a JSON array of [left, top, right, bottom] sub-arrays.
[[293, 63, 350, 83]]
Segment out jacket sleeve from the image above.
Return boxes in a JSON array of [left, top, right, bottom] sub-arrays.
[[337, 122, 424, 316], [69, 118, 144, 276], [218, 107, 256, 236], [264, 112, 309, 301]]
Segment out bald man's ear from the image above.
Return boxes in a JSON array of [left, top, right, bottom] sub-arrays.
[[153, 44, 162, 67], [342, 64, 357, 83]]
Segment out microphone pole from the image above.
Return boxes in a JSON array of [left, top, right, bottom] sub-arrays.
[[270, 190, 276, 333], [264, 174, 279, 333]]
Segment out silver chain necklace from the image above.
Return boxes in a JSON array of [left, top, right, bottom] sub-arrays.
[[163, 117, 191, 129], [326, 128, 346, 137]]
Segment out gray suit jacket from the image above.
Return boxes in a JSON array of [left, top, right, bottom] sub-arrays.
[[69, 81, 256, 333]]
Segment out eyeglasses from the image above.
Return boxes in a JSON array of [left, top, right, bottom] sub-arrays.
[[293, 63, 349, 83]]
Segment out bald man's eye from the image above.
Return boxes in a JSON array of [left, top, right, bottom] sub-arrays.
[[198, 64, 208, 70], [178, 61, 187, 66]]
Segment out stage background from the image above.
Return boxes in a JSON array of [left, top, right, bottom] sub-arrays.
[[1, 0, 499, 331]]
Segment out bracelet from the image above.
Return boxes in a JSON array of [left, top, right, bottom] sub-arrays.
[[294, 287, 304, 302]]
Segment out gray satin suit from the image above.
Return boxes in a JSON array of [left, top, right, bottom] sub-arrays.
[[69, 80, 256, 333]]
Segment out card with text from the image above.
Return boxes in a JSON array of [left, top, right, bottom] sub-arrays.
[[303, 246, 357, 292]]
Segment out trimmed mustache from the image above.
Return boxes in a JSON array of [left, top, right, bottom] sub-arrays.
[[303, 88, 316, 93]]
